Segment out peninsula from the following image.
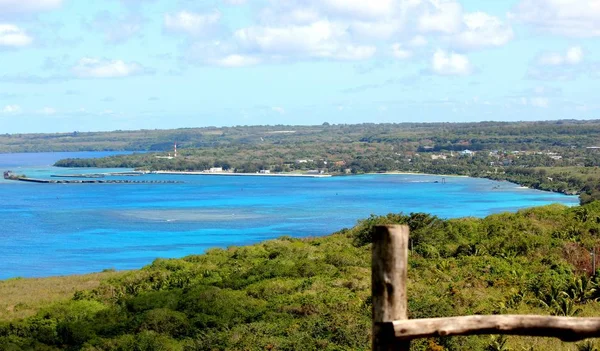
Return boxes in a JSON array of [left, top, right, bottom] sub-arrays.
[[39, 120, 600, 204]]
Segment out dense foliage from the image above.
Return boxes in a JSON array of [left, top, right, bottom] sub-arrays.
[[3, 203, 600, 350]]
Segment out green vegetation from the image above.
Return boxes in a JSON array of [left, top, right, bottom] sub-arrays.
[[41, 120, 600, 204], [0, 272, 125, 322], [3, 203, 600, 350]]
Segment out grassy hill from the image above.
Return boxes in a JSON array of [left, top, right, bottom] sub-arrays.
[[3, 203, 600, 350]]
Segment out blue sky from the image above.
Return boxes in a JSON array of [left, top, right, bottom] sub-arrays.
[[0, 0, 599, 133]]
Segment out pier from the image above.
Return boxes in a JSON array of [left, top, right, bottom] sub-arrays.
[[17, 178, 181, 184], [7, 176, 181, 184]]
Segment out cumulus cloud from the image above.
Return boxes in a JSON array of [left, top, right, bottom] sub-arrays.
[[529, 97, 549, 108], [271, 106, 285, 114], [417, 1, 463, 34], [451, 12, 513, 49], [215, 54, 260, 67], [320, 0, 395, 21], [527, 46, 590, 81], [0, 24, 32, 47], [234, 20, 376, 60], [0, 0, 62, 14], [85, 12, 143, 44], [511, 0, 600, 37], [181, 0, 513, 66], [38, 107, 57, 115], [2, 104, 21, 113], [72, 58, 148, 78], [391, 43, 412, 59], [408, 35, 428, 47], [164, 10, 221, 37], [431, 49, 472, 75], [538, 46, 584, 66], [348, 21, 400, 41], [413, 1, 514, 50]]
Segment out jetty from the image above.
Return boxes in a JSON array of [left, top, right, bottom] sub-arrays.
[[16, 178, 181, 184], [4, 171, 181, 184]]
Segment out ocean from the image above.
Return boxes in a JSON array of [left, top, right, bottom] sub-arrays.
[[0, 152, 579, 279]]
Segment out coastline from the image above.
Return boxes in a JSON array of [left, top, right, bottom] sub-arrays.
[[151, 170, 469, 179], [152, 170, 332, 178], [375, 171, 471, 178]]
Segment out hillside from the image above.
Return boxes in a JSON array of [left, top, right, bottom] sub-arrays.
[[3, 203, 600, 350]]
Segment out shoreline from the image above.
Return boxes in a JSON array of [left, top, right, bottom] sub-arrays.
[[6, 164, 579, 198], [152, 171, 332, 178], [373, 171, 471, 178], [151, 170, 468, 179]]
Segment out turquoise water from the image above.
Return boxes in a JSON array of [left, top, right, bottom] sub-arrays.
[[0, 152, 579, 279]]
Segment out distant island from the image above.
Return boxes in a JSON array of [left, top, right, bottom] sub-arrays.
[[21, 120, 597, 204]]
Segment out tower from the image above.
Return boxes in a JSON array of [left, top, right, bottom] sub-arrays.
[[174, 142, 177, 158]]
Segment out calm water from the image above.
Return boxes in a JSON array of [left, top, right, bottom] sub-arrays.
[[0, 152, 579, 279]]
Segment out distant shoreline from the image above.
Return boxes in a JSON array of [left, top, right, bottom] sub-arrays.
[[151, 170, 470, 179], [152, 171, 332, 178], [374, 171, 470, 178]]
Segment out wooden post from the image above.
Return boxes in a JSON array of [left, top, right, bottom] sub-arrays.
[[372, 225, 410, 351]]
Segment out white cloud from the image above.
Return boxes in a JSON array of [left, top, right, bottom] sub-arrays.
[[408, 35, 428, 47], [431, 49, 472, 75], [418, 1, 463, 34], [511, 0, 600, 37], [320, 0, 395, 21], [180, 0, 512, 65], [164, 11, 221, 36], [413, 2, 514, 50], [391, 43, 412, 59], [566, 46, 584, 64], [256, 0, 405, 42], [234, 20, 376, 60], [215, 54, 260, 67], [530, 97, 549, 108], [538, 46, 584, 66], [0, 24, 32, 47], [451, 12, 513, 49], [234, 21, 340, 54], [38, 107, 56, 115], [2, 104, 21, 113], [538, 53, 563, 66], [85, 12, 143, 44], [72, 58, 146, 78], [271, 106, 285, 114], [334, 45, 377, 60], [0, 0, 62, 13], [348, 21, 400, 41]]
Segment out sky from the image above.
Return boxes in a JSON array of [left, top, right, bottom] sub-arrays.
[[0, 0, 599, 133]]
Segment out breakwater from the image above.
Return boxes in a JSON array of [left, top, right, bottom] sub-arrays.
[[14, 177, 181, 184]]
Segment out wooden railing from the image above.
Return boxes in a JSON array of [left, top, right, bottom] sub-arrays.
[[372, 225, 600, 351]]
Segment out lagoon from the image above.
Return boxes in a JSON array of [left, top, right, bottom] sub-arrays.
[[0, 152, 579, 279]]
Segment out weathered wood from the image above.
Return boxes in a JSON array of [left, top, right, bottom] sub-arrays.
[[390, 315, 600, 342], [372, 225, 410, 351]]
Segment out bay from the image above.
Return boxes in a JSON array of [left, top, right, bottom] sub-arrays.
[[0, 152, 579, 279]]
